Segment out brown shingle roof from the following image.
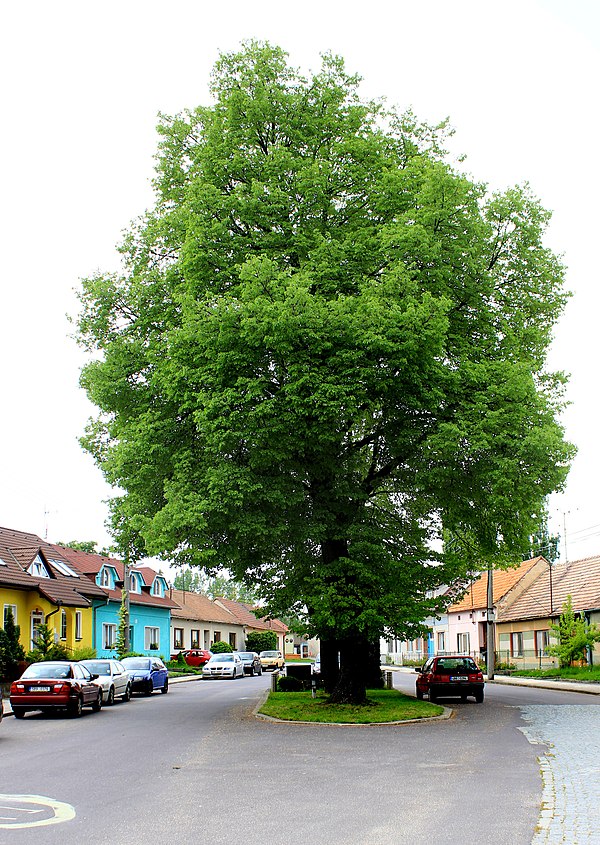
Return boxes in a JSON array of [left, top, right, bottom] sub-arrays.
[[170, 589, 240, 624], [48, 544, 178, 609], [449, 558, 545, 613], [497, 555, 600, 622], [0, 525, 106, 605]]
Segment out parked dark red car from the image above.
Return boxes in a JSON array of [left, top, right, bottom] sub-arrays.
[[10, 661, 103, 718], [415, 655, 485, 703], [171, 649, 212, 667]]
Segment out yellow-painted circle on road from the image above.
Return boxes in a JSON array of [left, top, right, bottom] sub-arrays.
[[0, 794, 75, 829]]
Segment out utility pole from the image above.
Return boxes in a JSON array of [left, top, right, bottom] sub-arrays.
[[486, 562, 495, 680]]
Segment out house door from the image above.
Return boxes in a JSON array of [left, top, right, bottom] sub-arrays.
[[427, 632, 434, 656]]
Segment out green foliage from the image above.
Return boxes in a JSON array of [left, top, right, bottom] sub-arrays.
[[546, 595, 600, 668], [210, 640, 233, 653], [277, 674, 304, 692], [245, 631, 277, 653], [75, 41, 574, 703], [71, 646, 97, 660], [173, 567, 259, 602], [116, 589, 129, 659], [57, 539, 99, 554], [0, 609, 26, 680], [524, 504, 560, 563]]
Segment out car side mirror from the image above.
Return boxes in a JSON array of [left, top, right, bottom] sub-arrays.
[[415, 667, 423, 673], [90, 673, 99, 681]]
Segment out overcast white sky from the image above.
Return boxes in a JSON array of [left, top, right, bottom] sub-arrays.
[[1, 0, 599, 570]]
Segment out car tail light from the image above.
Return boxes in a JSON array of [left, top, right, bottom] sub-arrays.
[[10, 682, 24, 693], [53, 683, 70, 693]]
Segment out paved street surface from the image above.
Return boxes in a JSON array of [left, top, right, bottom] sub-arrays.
[[1, 673, 600, 844], [519, 705, 600, 845]]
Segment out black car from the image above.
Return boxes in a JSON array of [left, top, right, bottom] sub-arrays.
[[236, 652, 263, 676]]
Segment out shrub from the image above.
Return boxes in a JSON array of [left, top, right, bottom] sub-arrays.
[[72, 646, 97, 661], [245, 631, 277, 653], [0, 609, 26, 680], [211, 640, 233, 653], [277, 675, 304, 692]]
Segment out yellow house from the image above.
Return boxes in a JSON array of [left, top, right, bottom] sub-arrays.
[[0, 526, 105, 656]]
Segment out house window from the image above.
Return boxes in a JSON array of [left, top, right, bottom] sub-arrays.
[[103, 623, 117, 649], [28, 555, 50, 578], [229, 632, 237, 650], [3, 605, 18, 627], [145, 627, 160, 650], [535, 630, 549, 656], [213, 631, 221, 645], [151, 579, 163, 597], [173, 628, 184, 649], [75, 611, 82, 641], [101, 568, 110, 587], [191, 629, 200, 648], [457, 632, 470, 653], [511, 632, 524, 657], [31, 611, 44, 649], [437, 631, 446, 652], [60, 610, 67, 640], [130, 574, 140, 593]]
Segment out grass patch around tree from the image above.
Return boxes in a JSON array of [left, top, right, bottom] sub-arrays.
[[258, 689, 444, 724]]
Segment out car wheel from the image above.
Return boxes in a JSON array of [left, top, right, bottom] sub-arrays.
[[92, 691, 102, 712], [106, 686, 115, 706], [145, 681, 153, 696], [460, 693, 467, 702], [161, 679, 169, 694], [12, 707, 26, 719], [249, 667, 254, 676], [416, 688, 424, 700], [69, 697, 83, 718], [429, 688, 437, 702], [123, 683, 131, 702], [475, 689, 484, 703]]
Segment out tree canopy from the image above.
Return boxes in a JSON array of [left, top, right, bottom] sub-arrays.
[[76, 41, 574, 702]]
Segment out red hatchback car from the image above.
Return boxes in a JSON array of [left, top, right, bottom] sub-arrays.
[[10, 661, 103, 718], [415, 655, 485, 703], [171, 649, 212, 667]]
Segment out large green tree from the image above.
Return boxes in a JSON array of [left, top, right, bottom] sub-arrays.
[[76, 42, 573, 703]]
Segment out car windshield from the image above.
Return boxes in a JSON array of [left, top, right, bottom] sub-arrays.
[[435, 658, 478, 673], [261, 651, 278, 657], [212, 655, 233, 662], [237, 653, 253, 659], [22, 663, 72, 679], [81, 661, 111, 676], [121, 659, 151, 670]]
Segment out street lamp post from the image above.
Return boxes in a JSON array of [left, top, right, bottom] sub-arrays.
[[486, 563, 495, 680]]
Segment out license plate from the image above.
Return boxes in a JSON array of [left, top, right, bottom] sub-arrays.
[[31, 686, 51, 692], [450, 676, 468, 682]]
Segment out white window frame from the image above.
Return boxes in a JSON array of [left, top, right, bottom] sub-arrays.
[[130, 573, 141, 593], [60, 609, 67, 640], [151, 579, 163, 597], [103, 623, 117, 649], [75, 610, 82, 641], [457, 632, 470, 654], [31, 610, 44, 649], [28, 554, 50, 578], [3, 604, 18, 627], [101, 568, 110, 587], [511, 632, 524, 657], [145, 627, 160, 650]]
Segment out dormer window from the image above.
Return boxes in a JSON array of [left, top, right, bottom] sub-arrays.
[[130, 573, 141, 593], [100, 568, 111, 587], [151, 579, 163, 598], [28, 554, 50, 578]]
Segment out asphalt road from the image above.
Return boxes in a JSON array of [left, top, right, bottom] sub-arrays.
[[2, 673, 599, 845]]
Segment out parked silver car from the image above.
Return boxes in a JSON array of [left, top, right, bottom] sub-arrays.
[[80, 659, 132, 705], [236, 652, 263, 676], [202, 653, 244, 679]]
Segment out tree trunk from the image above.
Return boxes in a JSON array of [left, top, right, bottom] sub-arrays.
[[328, 632, 369, 704], [320, 637, 340, 694]]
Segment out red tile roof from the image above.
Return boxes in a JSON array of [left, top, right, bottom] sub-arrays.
[[497, 555, 600, 622], [170, 589, 241, 624], [448, 558, 546, 613], [214, 598, 288, 633]]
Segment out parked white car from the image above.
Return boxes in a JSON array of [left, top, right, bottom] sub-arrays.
[[79, 659, 132, 705], [202, 653, 244, 679]]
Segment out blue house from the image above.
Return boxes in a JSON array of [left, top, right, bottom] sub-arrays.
[[49, 545, 176, 661]]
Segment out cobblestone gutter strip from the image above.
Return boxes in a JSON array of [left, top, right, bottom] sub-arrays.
[[519, 705, 600, 845]]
